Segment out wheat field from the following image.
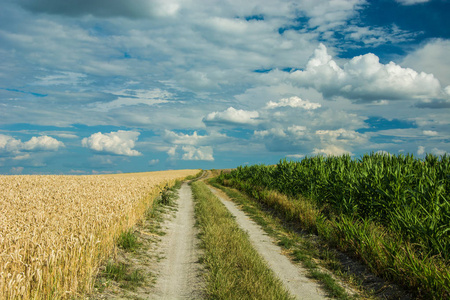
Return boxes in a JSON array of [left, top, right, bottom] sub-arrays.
[[0, 170, 199, 299]]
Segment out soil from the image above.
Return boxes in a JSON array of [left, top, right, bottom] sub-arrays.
[[150, 183, 205, 299]]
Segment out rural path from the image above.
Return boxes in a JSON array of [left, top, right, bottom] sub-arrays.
[[151, 182, 204, 299], [207, 184, 329, 300]]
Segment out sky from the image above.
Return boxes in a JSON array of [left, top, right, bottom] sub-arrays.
[[0, 0, 449, 174]]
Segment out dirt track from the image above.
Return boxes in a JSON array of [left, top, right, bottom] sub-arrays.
[[207, 185, 328, 300], [151, 182, 204, 299]]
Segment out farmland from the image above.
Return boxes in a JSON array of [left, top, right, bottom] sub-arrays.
[[217, 153, 450, 298], [0, 170, 199, 299]]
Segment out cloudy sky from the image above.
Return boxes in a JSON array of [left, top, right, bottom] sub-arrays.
[[1, 0, 449, 174]]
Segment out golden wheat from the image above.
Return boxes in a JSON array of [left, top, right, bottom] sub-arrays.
[[0, 170, 199, 299]]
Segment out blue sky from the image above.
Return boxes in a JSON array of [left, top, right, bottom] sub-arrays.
[[0, 0, 449, 174]]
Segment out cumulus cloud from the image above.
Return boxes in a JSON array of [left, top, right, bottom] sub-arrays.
[[288, 44, 442, 102], [266, 96, 321, 110], [417, 145, 425, 155], [401, 39, 450, 87], [203, 107, 260, 126], [163, 130, 228, 161], [0, 134, 22, 154], [22, 136, 65, 151], [163, 130, 227, 146], [0, 134, 64, 154], [313, 145, 353, 156], [18, 0, 180, 18], [315, 128, 365, 142], [166, 144, 214, 161], [81, 130, 142, 156], [181, 146, 214, 161], [149, 159, 159, 166], [167, 146, 177, 157], [431, 148, 447, 156]]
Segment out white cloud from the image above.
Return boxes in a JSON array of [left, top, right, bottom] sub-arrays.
[[53, 133, 79, 139], [315, 128, 365, 141], [287, 125, 308, 137], [297, 0, 366, 32], [18, 0, 180, 18], [423, 130, 438, 136], [203, 107, 260, 125], [167, 146, 177, 157], [417, 145, 425, 155], [313, 145, 353, 156], [34, 72, 87, 86], [149, 159, 159, 166], [343, 24, 416, 47], [266, 96, 321, 110], [0, 134, 64, 154], [286, 154, 305, 159], [163, 130, 229, 161], [181, 146, 214, 161], [395, 0, 431, 5], [163, 131, 207, 146], [22, 136, 65, 151], [91, 89, 172, 112], [401, 39, 450, 87], [0, 134, 22, 154], [11, 166, 24, 174], [81, 130, 142, 156], [254, 128, 287, 138], [431, 148, 447, 156], [287, 43, 442, 102]]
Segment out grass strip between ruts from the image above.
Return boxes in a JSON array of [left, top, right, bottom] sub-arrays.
[[191, 181, 294, 300]]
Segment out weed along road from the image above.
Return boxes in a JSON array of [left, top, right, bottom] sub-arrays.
[[151, 182, 204, 299], [207, 185, 328, 300]]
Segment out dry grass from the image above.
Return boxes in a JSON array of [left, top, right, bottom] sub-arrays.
[[0, 170, 199, 299]]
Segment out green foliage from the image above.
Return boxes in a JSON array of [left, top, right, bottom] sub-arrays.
[[117, 229, 141, 251], [104, 261, 128, 281], [103, 261, 144, 288], [160, 184, 171, 205], [217, 152, 450, 299], [220, 153, 450, 261]]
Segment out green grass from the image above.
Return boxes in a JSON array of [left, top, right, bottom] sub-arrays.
[[117, 229, 141, 252], [191, 180, 294, 300], [101, 261, 145, 290]]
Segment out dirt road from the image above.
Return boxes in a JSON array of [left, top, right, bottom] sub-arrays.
[[207, 185, 328, 300], [151, 182, 204, 299]]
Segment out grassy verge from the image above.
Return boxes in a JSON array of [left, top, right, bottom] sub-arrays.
[[216, 177, 449, 299], [191, 180, 294, 300], [93, 180, 182, 296]]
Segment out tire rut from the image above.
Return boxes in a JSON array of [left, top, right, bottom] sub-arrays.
[[151, 182, 204, 299], [207, 184, 329, 300]]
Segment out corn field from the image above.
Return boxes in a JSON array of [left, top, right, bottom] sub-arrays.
[[0, 170, 199, 299], [217, 153, 450, 298], [224, 153, 450, 261]]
